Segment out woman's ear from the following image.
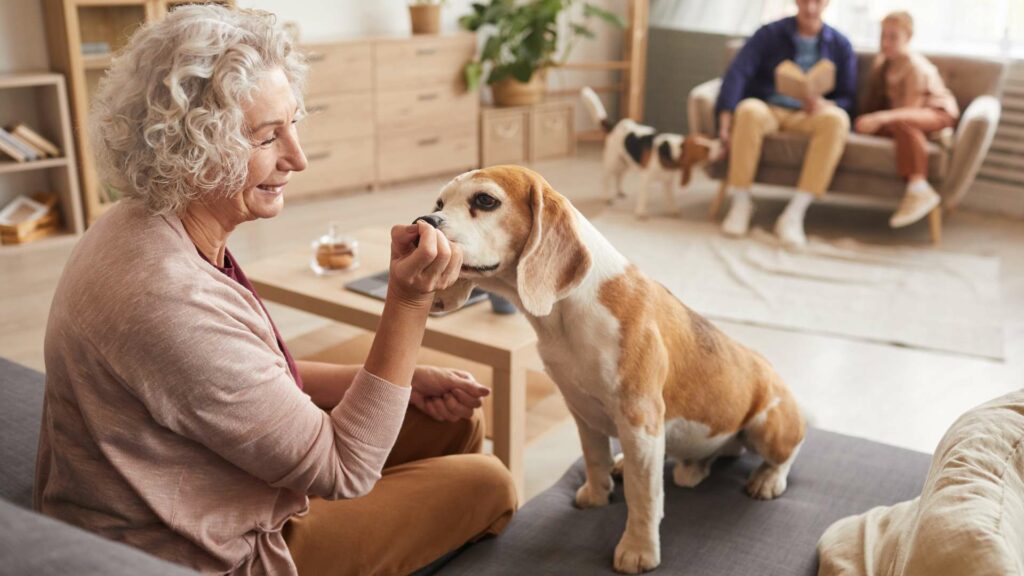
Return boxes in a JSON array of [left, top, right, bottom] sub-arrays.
[[515, 175, 592, 316]]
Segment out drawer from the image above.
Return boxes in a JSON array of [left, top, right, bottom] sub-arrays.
[[288, 138, 375, 198], [374, 35, 475, 91], [481, 111, 528, 166], [299, 93, 375, 144], [303, 42, 372, 96], [378, 123, 478, 182], [375, 86, 478, 132], [530, 104, 574, 161]]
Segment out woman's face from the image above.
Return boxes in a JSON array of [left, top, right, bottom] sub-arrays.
[[230, 67, 307, 221], [880, 23, 910, 59]]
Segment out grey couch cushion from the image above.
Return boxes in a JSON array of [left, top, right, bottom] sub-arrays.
[[0, 357, 45, 508], [436, 429, 931, 576], [0, 497, 198, 576]]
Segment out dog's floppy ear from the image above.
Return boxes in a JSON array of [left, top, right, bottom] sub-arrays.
[[516, 175, 592, 316], [680, 134, 714, 187]]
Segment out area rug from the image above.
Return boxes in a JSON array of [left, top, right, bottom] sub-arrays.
[[592, 212, 1005, 360]]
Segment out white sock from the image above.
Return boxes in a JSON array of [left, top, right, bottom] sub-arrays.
[[907, 179, 931, 194], [780, 190, 814, 222], [730, 187, 751, 202]]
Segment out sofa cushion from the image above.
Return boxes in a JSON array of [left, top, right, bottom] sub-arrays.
[[435, 429, 930, 576], [757, 132, 949, 182], [0, 357, 45, 508], [818, 390, 1024, 576], [0, 497, 199, 575]]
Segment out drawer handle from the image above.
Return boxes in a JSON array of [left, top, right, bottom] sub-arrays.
[[307, 150, 332, 161], [415, 48, 437, 56], [544, 117, 565, 129], [417, 93, 439, 101], [306, 52, 326, 63], [306, 104, 328, 115], [495, 123, 520, 139], [417, 137, 440, 147]]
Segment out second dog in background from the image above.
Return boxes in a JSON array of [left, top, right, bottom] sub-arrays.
[[581, 86, 719, 219]]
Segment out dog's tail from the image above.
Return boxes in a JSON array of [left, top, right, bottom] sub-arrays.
[[580, 86, 615, 133]]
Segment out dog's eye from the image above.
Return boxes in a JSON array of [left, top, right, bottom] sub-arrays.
[[434, 199, 443, 212], [472, 193, 500, 211]]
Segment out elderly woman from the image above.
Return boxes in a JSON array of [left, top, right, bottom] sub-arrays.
[[855, 11, 960, 228], [33, 6, 516, 576]]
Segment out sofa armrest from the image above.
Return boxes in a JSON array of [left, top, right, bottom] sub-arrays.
[[941, 95, 1002, 210], [687, 78, 722, 137]]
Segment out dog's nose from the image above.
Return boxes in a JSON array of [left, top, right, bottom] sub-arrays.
[[413, 214, 444, 229], [412, 214, 445, 247]]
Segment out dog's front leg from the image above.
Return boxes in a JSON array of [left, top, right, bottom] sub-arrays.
[[571, 409, 616, 508], [662, 178, 680, 217], [613, 418, 665, 574], [634, 171, 651, 219]]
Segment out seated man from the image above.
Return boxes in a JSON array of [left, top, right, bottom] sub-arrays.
[[715, 0, 857, 247]]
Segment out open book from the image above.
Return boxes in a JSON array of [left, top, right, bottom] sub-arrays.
[[774, 59, 835, 101]]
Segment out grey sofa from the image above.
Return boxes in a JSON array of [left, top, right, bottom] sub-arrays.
[[1, 356, 932, 575], [688, 41, 1005, 244]]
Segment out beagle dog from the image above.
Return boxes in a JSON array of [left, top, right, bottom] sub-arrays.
[[427, 166, 806, 574], [581, 87, 719, 219]]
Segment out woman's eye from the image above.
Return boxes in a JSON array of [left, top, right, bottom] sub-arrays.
[[259, 136, 277, 147], [472, 193, 500, 210]]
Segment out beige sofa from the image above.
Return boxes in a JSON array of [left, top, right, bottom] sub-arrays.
[[688, 41, 1006, 244]]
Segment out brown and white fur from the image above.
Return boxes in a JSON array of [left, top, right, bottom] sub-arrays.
[[427, 166, 806, 574], [581, 87, 718, 219]]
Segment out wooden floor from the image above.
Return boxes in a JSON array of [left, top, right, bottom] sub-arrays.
[[2, 144, 1022, 499]]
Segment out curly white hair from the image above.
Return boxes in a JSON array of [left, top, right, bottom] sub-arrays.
[[89, 5, 307, 215]]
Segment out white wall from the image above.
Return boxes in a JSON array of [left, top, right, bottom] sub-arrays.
[[0, 0, 51, 74]]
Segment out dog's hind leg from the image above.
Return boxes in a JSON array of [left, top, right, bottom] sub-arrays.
[[742, 387, 805, 500], [571, 410, 616, 509]]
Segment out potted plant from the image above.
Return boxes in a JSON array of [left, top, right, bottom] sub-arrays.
[[459, 0, 623, 106], [410, 0, 446, 35]]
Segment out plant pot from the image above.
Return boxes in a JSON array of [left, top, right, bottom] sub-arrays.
[[409, 4, 441, 35], [491, 71, 547, 107]]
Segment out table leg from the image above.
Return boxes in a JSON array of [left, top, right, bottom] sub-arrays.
[[491, 356, 527, 503]]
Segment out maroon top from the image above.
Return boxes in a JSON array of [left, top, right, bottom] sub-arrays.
[[201, 248, 303, 389]]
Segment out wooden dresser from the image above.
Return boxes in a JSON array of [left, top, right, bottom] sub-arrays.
[[291, 34, 479, 198], [480, 100, 575, 168]]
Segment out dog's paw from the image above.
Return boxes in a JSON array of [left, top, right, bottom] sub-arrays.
[[745, 463, 788, 500], [611, 453, 625, 477], [672, 460, 710, 488], [614, 534, 660, 574], [574, 479, 613, 508]]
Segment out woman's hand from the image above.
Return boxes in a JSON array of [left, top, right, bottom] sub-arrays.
[[855, 111, 887, 134], [411, 366, 490, 421], [717, 111, 733, 151], [387, 221, 464, 309]]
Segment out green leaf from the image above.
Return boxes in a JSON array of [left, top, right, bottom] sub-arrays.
[[464, 61, 483, 91], [570, 23, 595, 39], [489, 64, 513, 84], [583, 3, 625, 28], [509, 59, 535, 83], [481, 34, 503, 61]]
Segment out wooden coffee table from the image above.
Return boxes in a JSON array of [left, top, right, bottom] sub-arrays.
[[246, 227, 540, 499]]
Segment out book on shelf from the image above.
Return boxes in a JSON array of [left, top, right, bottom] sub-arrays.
[[0, 128, 36, 162], [774, 59, 836, 101], [8, 124, 60, 158]]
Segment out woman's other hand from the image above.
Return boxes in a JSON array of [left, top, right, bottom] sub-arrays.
[[388, 221, 464, 308], [855, 111, 886, 134], [411, 366, 490, 421]]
